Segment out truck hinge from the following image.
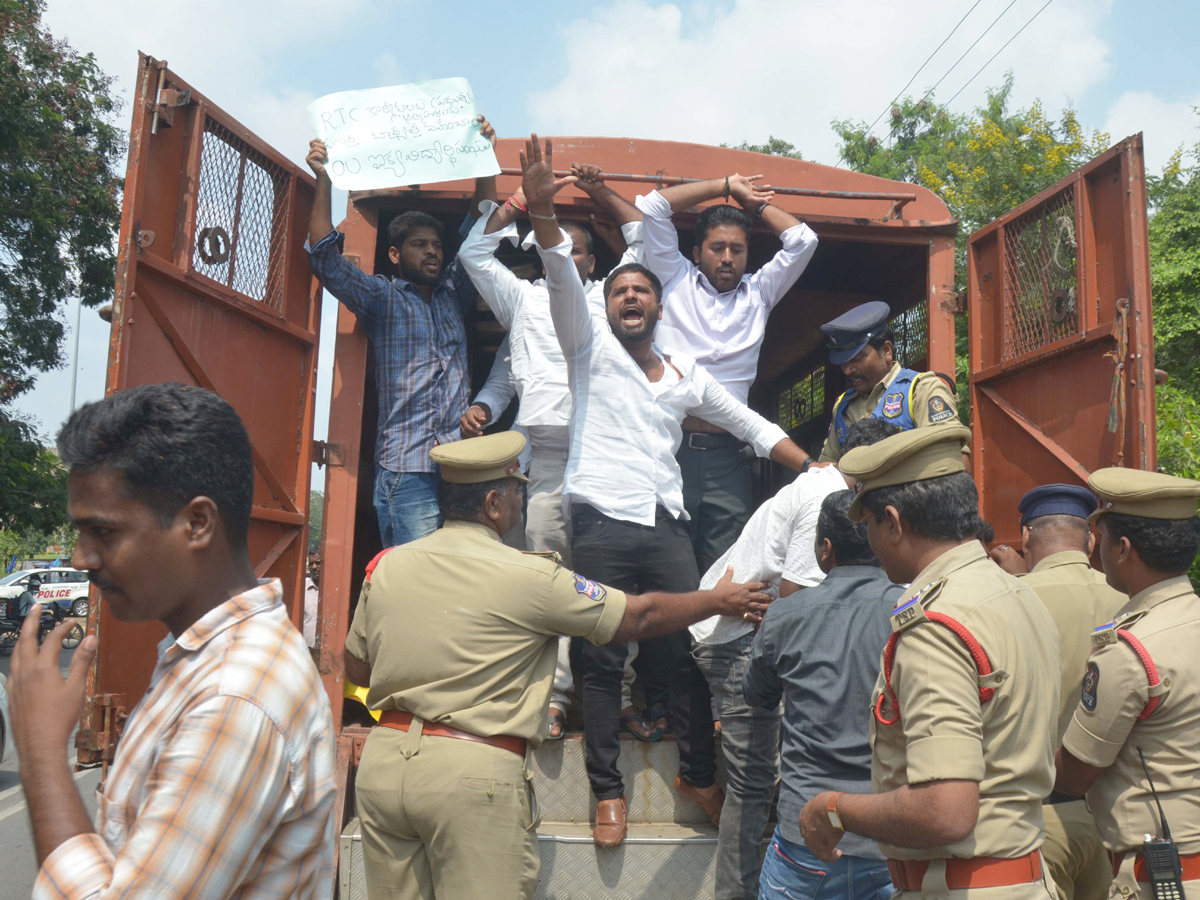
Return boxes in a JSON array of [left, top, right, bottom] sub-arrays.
[[149, 86, 192, 130], [75, 693, 128, 776], [312, 439, 341, 469]]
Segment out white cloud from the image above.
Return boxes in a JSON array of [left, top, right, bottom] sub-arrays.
[[1103, 90, 1200, 176], [372, 52, 404, 87], [527, 0, 1113, 167]]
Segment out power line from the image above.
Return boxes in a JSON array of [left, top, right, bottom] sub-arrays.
[[945, 0, 1058, 107], [866, 0, 985, 135], [917, 0, 1020, 105]]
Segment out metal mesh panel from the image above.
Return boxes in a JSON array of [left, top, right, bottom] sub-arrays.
[[191, 118, 289, 309], [777, 365, 825, 432], [888, 302, 929, 371], [1001, 186, 1079, 360]]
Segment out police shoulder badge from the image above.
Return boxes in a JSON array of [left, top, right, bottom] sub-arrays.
[[1081, 662, 1100, 712], [574, 574, 606, 602], [882, 392, 904, 418], [928, 395, 955, 424]]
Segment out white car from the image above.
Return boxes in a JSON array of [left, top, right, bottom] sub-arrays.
[[0, 568, 91, 618]]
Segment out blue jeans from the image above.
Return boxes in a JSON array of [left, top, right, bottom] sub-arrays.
[[759, 828, 893, 900], [373, 468, 441, 548]]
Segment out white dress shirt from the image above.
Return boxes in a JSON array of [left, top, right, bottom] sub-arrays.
[[691, 464, 848, 645], [537, 230, 789, 527], [458, 201, 643, 453], [635, 189, 819, 404]]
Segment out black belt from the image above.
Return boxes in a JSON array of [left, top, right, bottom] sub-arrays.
[[684, 431, 745, 450], [1045, 790, 1082, 805]]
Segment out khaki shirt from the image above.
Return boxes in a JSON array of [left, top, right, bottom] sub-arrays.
[[818, 362, 957, 462], [870, 542, 1060, 860], [345, 520, 627, 745], [1062, 575, 1200, 854], [1021, 551, 1126, 744]]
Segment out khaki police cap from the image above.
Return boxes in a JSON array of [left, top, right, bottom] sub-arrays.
[[429, 431, 530, 484], [840, 423, 971, 521], [1087, 467, 1200, 523]]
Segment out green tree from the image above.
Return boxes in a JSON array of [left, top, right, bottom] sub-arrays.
[[308, 490, 324, 554], [0, 0, 124, 402], [0, 411, 67, 532], [723, 136, 803, 159]]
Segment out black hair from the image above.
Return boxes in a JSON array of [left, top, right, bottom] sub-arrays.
[[603, 263, 663, 303], [387, 211, 445, 251], [694, 204, 753, 247], [437, 477, 511, 523], [1104, 512, 1200, 574], [818, 490, 878, 567], [976, 520, 996, 544], [1025, 513, 1089, 553], [560, 221, 595, 257], [842, 418, 902, 453], [866, 326, 896, 352], [860, 471, 985, 542], [56, 383, 254, 547]]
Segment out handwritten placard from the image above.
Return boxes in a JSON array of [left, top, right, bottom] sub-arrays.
[[307, 77, 500, 191]]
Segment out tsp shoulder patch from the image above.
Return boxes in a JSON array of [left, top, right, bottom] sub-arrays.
[[928, 395, 955, 423], [574, 574, 606, 602], [882, 392, 904, 418], [1081, 661, 1100, 712]]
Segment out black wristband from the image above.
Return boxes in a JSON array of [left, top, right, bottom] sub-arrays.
[[724, 176, 730, 201], [800, 456, 815, 474], [753, 202, 769, 219]]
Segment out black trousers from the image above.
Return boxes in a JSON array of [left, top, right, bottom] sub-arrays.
[[676, 439, 754, 573], [570, 503, 717, 801]]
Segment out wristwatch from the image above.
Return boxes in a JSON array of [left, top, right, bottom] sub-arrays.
[[826, 792, 845, 831], [800, 456, 815, 474]]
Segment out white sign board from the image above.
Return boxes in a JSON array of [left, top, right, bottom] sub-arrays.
[[306, 77, 500, 191]]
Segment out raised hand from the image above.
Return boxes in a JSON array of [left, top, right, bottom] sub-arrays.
[[306, 139, 329, 179], [728, 173, 774, 208], [477, 114, 497, 149], [711, 566, 772, 618], [519, 134, 577, 208]]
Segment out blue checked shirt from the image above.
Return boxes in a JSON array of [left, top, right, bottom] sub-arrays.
[[309, 229, 475, 473]]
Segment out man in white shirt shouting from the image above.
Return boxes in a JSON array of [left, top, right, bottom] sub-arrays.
[[519, 134, 815, 847], [456, 168, 649, 740], [636, 174, 819, 574]]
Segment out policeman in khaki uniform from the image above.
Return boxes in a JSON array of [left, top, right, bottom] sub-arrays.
[[798, 424, 1061, 900], [1056, 468, 1200, 900], [343, 431, 773, 900], [816, 301, 958, 463], [1000, 485, 1126, 900]]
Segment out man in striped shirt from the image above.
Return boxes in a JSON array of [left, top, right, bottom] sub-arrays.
[[10, 383, 337, 899]]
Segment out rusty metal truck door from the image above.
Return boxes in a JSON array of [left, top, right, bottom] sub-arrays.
[[78, 55, 321, 767], [967, 135, 1155, 545]]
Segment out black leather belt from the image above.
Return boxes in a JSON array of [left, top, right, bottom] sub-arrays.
[[1045, 790, 1082, 805], [684, 431, 745, 450]]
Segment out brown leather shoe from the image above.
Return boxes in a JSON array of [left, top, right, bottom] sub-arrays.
[[593, 796, 628, 847], [674, 775, 724, 826]]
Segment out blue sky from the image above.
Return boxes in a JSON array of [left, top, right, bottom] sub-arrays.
[[15, 0, 1200, 463]]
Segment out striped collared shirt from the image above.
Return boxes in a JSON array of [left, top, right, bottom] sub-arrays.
[[34, 580, 337, 900], [309, 229, 475, 473]]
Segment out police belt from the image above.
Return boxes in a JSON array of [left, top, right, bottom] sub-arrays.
[[887, 851, 1042, 891], [1110, 850, 1200, 882], [378, 709, 527, 757]]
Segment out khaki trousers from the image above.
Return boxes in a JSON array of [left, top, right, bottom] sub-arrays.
[[355, 724, 540, 900], [1041, 800, 1110, 900]]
